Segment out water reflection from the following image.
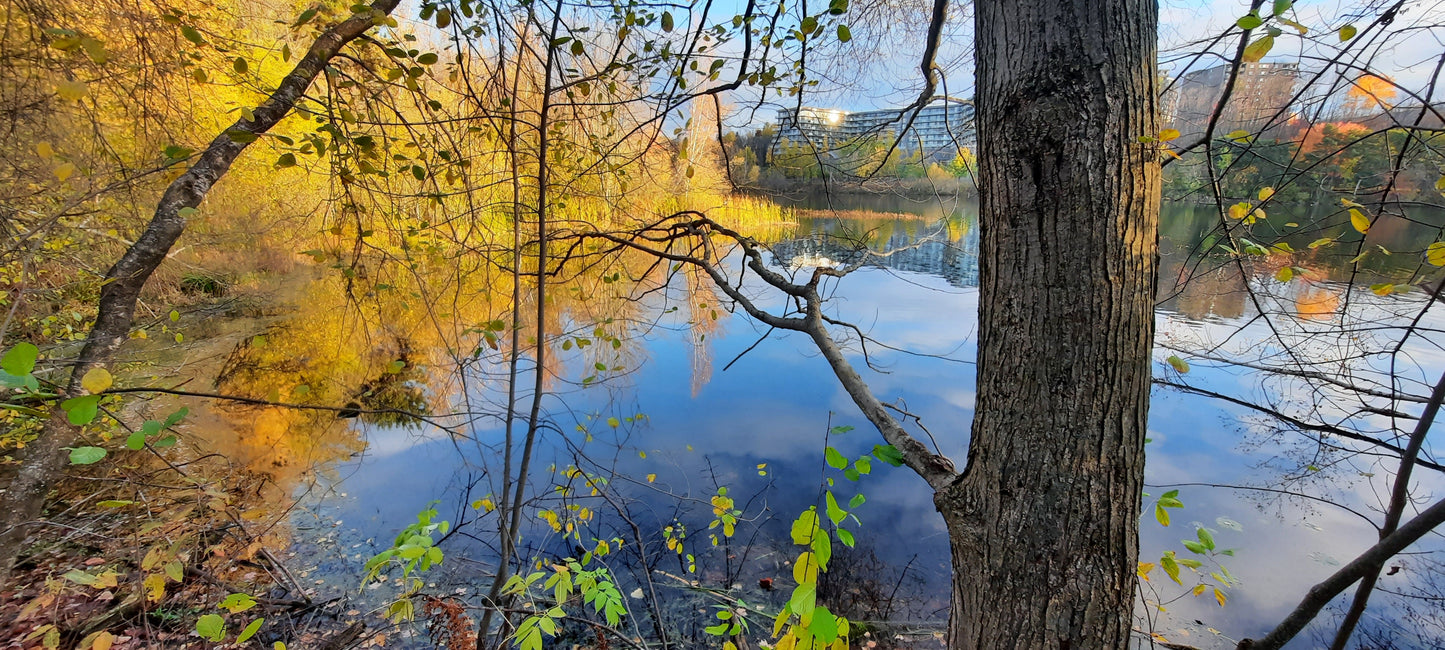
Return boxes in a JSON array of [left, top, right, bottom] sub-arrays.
[[211, 194, 1445, 649]]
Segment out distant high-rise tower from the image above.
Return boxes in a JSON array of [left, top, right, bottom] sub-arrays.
[[1164, 62, 1300, 136]]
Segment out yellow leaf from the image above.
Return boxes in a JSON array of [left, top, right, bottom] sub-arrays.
[[56, 79, 88, 101], [1341, 197, 1364, 208], [55, 163, 76, 182], [1309, 238, 1334, 249], [1193, 584, 1208, 596], [1350, 208, 1370, 234], [92, 631, 114, 650], [36, 142, 54, 159], [1228, 202, 1251, 220], [793, 551, 818, 584], [1137, 562, 1155, 580], [1275, 266, 1293, 282], [1242, 35, 1274, 62], [646, 473, 657, 483], [1436, 175, 1445, 196], [1159, 128, 1181, 141], [1258, 186, 1275, 201], [93, 571, 119, 589], [1370, 282, 1394, 296], [1279, 17, 1308, 34], [81, 367, 112, 394], [1428, 242, 1445, 266], [143, 573, 165, 602], [1214, 587, 1228, 607]]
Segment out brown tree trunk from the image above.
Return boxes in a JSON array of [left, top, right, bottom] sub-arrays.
[[0, 0, 399, 587], [933, 1, 1161, 647]]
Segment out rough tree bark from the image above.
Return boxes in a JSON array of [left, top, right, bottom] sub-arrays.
[[933, 1, 1161, 647], [0, 0, 400, 586]]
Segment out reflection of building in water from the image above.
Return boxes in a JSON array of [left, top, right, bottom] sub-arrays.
[[1294, 283, 1342, 321], [771, 99, 976, 162], [1162, 264, 1248, 321], [1163, 62, 1300, 136], [767, 219, 980, 288]]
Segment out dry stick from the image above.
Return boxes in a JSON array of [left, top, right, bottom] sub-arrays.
[[476, 13, 529, 647], [478, 5, 563, 648], [0, 0, 401, 586], [1238, 491, 1445, 650], [1328, 368, 1445, 649]]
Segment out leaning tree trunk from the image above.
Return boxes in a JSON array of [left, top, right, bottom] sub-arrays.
[[0, 0, 400, 586], [932, 1, 1161, 648]]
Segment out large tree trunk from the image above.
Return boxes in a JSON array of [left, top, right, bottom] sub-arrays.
[[933, 1, 1161, 648]]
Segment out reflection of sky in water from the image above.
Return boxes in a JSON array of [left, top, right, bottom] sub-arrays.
[[295, 204, 1445, 649]]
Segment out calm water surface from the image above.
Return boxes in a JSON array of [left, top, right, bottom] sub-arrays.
[[246, 193, 1445, 648]]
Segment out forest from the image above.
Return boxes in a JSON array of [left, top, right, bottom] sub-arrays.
[[2, 0, 1445, 649]]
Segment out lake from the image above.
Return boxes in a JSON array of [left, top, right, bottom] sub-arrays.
[[208, 192, 1445, 649]]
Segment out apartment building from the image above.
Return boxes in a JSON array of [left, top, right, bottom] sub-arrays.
[[770, 100, 976, 162]]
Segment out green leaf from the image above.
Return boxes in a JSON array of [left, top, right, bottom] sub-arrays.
[[98, 499, 134, 508], [196, 614, 225, 641], [220, 593, 258, 613], [848, 493, 865, 508], [181, 25, 205, 45], [1236, 13, 1263, 30], [294, 8, 318, 27], [1339, 24, 1357, 41], [824, 446, 847, 469], [1197, 526, 1216, 551], [1160, 553, 1182, 584], [2, 343, 38, 376], [1182, 540, 1208, 554], [836, 24, 851, 42], [275, 153, 297, 168], [126, 431, 146, 450], [1166, 355, 1189, 373], [660, 11, 674, 32], [789, 583, 816, 621], [164, 407, 189, 427], [836, 528, 855, 547], [233, 57, 248, 74], [825, 491, 846, 525], [1155, 502, 1171, 527], [811, 530, 832, 569], [237, 618, 264, 643], [1272, 0, 1292, 15], [417, 52, 439, 65], [871, 444, 904, 467], [62, 395, 101, 425], [809, 605, 838, 643]]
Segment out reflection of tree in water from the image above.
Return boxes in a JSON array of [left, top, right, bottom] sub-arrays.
[[341, 346, 430, 428], [816, 543, 939, 637], [765, 216, 980, 288], [685, 266, 725, 397]]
